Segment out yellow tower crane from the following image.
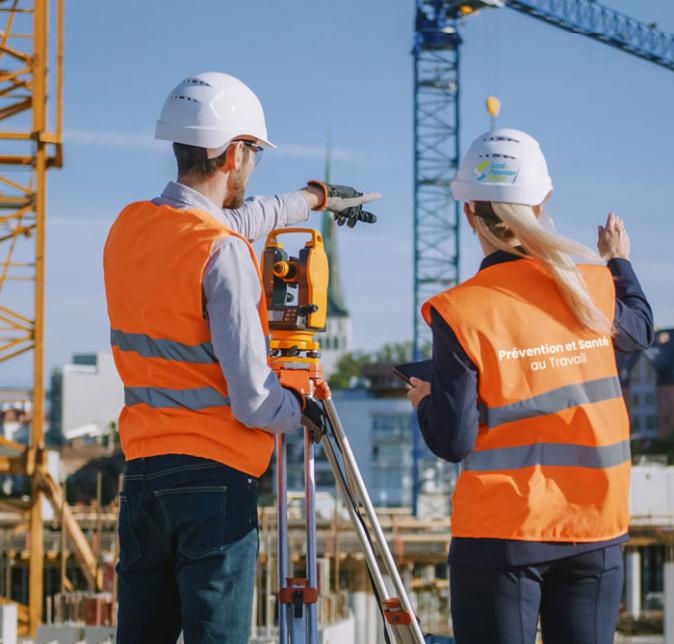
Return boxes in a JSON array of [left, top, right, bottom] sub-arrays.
[[0, 0, 100, 636]]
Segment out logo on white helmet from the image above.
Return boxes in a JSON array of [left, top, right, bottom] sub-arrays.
[[474, 158, 519, 184]]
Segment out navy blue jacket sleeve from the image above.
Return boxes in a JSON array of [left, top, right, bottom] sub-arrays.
[[416, 308, 480, 463], [608, 259, 654, 352]]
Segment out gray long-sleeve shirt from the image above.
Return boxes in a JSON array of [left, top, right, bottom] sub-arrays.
[[153, 181, 310, 434]]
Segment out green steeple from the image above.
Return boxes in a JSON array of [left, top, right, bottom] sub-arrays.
[[321, 135, 349, 317]]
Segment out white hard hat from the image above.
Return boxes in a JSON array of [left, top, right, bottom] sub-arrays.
[[451, 128, 552, 206], [155, 71, 276, 159]]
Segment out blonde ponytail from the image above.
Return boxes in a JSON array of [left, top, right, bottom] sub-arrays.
[[472, 202, 612, 335]]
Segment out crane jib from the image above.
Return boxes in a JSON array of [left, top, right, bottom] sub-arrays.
[[506, 0, 674, 71]]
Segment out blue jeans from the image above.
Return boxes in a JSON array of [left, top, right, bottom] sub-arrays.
[[116, 455, 259, 644], [450, 545, 624, 644]]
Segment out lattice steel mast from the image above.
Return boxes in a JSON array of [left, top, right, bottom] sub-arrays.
[[411, 1, 462, 515], [411, 0, 674, 514], [0, 0, 63, 634]]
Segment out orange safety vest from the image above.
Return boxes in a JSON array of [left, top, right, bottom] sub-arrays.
[[103, 201, 274, 477], [422, 259, 631, 542]]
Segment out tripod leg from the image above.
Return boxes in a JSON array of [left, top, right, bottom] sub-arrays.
[[321, 398, 426, 644], [276, 433, 289, 643], [304, 430, 319, 644], [320, 433, 390, 601]]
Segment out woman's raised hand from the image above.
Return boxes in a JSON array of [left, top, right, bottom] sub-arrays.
[[597, 212, 630, 261]]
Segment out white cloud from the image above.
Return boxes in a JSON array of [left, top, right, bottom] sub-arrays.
[[62, 128, 385, 165], [64, 128, 164, 151], [277, 144, 360, 162]]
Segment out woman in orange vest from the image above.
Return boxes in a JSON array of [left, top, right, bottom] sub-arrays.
[[407, 129, 653, 644]]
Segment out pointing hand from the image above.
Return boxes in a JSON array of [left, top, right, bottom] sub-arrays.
[[307, 181, 381, 228]]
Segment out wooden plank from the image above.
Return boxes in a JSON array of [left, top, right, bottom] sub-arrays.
[[0, 436, 26, 458], [0, 497, 28, 513], [28, 480, 43, 638], [37, 467, 102, 591], [0, 456, 26, 474]]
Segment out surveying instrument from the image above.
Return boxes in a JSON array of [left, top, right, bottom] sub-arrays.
[[261, 228, 426, 644]]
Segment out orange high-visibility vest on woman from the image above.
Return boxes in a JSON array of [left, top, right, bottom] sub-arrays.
[[103, 201, 274, 477], [422, 258, 631, 542]]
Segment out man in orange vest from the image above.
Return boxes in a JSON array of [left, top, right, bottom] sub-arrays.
[[103, 72, 380, 643]]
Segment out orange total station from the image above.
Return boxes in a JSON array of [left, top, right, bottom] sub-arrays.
[[261, 228, 330, 397]]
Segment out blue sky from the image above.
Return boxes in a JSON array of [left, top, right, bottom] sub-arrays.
[[3, 0, 674, 385]]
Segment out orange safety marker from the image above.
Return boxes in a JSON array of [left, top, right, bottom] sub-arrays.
[[382, 598, 414, 626], [278, 578, 319, 605]]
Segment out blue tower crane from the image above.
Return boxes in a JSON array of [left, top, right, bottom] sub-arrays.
[[411, 0, 674, 514]]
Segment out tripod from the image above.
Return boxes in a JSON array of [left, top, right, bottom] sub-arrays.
[[275, 392, 426, 644], [262, 229, 425, 644]]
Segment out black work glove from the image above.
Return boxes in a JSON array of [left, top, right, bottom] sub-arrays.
[[301, 398, 328, 444], [308, 180, 381, 228]]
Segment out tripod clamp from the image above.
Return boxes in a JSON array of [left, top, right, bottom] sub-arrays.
[[278, 577, 319, 619]]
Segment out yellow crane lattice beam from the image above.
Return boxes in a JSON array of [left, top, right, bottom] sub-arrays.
[[0, 0, 69, 636]]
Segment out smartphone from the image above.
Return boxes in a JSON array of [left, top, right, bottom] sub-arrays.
[[393, 360, 432, 385]]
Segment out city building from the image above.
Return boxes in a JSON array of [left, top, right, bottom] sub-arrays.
[[315, 142, 352, 376], [618, 328, 674, 440], [283, 373, 449, 515], [654, 329, 674, 437], [49, 352, 123, 445], [0, 408, 30, 444], [283, 390, 415, 507], [628, 350, 660, 439], [0, 388, 31, 443], [317, 211, 352, 376]]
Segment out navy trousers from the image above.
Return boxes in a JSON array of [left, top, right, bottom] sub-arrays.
[[450, 545, 624, 644], [116, 455, 260, 644]]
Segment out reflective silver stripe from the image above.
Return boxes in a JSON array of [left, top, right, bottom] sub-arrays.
[[485, 376, 623, 429], [463, 439, 631, 472], [125, 386, 229, 410], [279, 361, 315, 370], [111, 329, 216, 364]]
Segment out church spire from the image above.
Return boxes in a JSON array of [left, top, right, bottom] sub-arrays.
[[321, 134, 349, 317]]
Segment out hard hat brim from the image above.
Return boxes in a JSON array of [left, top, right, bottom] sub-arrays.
[[451, 179, 552, 207], [256, 137, 277, 150], [155, 122, 277, 152]]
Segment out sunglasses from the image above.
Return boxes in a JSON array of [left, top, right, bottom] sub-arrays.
[[236, 140, 264, 167]]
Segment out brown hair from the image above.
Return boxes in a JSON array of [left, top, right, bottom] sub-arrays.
[[173, 142, 228, 179]]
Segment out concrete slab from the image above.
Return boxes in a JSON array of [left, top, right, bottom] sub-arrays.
[[34, 624, 80, 644], [82, 626, 115, 643]]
